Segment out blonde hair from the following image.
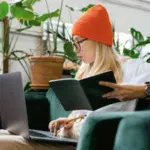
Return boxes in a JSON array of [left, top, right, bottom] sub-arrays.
[[75, 42, 123, 83]]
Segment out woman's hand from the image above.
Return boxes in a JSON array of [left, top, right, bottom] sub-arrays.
[[99, 81, 147, 101], [48, 118, 73, 136]]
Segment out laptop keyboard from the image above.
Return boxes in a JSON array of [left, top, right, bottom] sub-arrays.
[[29, 130, 52, 138], [29, 130, 78, 144]]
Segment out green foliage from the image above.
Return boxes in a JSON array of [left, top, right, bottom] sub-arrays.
[[64, 41, 77, 60], [24, 81, 31, 92], [10, 5, 34, 20], [66, 4, 95, 12], [0, 0, 61, 83], [79, 4, 95, 12], [0, 0, 60, 29], [123, 48, 140, 58], [37, 9, 60, 22], [45, 3, 95, 63], [147, 57, 150, 63], [23, 0, 40, 9], [70, 69, 78, 78], [130, 28, 144, 43], [0, 1, 9, 19], [114, 28, 150, 62]]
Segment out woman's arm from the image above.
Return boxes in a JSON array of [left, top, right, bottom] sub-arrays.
[[99, 81, 147, 101], [100, 60, 150, 101]]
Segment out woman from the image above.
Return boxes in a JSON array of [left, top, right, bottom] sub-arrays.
[[0, 4, 149, 150], [49, 4, 150, 139]]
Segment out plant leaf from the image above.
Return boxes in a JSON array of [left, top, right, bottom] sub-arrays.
[[23, 0, 40, 10], [79, 4, 95, 12], [131, 52, 140, 58], [123, 48, 140, 58], [19, 18, 40, 27], [123, 48, 130, 56], [66, 4, 95, 12], [37, 9, 60, 22], [131, 38, 150, 51], [10, 5, 34, 20], [70, 69, 77, 78], [28, 19, 41, 26], [129, 50, 135, 57], [65, 5, 74, 11], [24, 81, 31, 92], [0, 1, 9, 19], [147, 57, 150, 63], [130, 28, 144, 42], [64, 42, 77, 59]]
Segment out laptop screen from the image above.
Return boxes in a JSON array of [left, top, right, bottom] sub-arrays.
[[0, 72, 30, 139]]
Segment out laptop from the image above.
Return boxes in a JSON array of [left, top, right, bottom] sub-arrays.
[[0, 72, 77, 145]]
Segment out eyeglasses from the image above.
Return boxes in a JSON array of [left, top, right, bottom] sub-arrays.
[[73, 38, 88, 53]]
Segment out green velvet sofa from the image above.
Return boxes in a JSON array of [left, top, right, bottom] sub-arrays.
[[114, 111, 150, 150], [25, 88, 150, 150], [25, 88, 71, 130], [77, 110, 150, 150]]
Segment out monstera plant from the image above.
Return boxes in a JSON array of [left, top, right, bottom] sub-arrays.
[[114, 28, 150, 62]]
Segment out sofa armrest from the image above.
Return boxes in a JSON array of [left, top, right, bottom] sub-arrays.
[[46, 88, 71, 121], [114, 111, 150, 150], [77, 111, 135, 150]]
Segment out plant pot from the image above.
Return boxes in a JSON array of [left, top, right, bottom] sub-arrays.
[[29, 56, 65, 89]]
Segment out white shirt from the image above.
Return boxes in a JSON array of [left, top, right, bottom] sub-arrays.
[[121, 59, 150, 84], [63, 59, 150, 139], [72, 58, 150, 116]]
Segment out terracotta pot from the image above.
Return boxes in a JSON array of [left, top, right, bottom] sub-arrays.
[[29, 56, 65, 89]]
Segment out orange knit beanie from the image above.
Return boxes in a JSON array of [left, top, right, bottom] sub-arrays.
[[72, 4, 113, 46]]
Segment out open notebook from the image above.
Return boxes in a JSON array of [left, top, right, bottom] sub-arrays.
[[49, 70, 119, 111]]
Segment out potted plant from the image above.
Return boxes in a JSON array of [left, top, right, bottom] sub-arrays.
[[0, 0, 43, 84], [0, 1, 94, 90], [0, 0, 76, 89], [28, 0, 79, 89]]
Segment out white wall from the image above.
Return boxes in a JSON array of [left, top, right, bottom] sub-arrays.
[[9, 30, 42, 87], [34, 0, 150, 35], [4, 0, 150, 87], [102, 1, 150, 36]]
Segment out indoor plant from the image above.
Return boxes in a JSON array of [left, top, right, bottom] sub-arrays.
[[28, 0, 79, 89], [0, 0, 60, 75], [0, 0, 77, 89], [113, 28, 150, 62]]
